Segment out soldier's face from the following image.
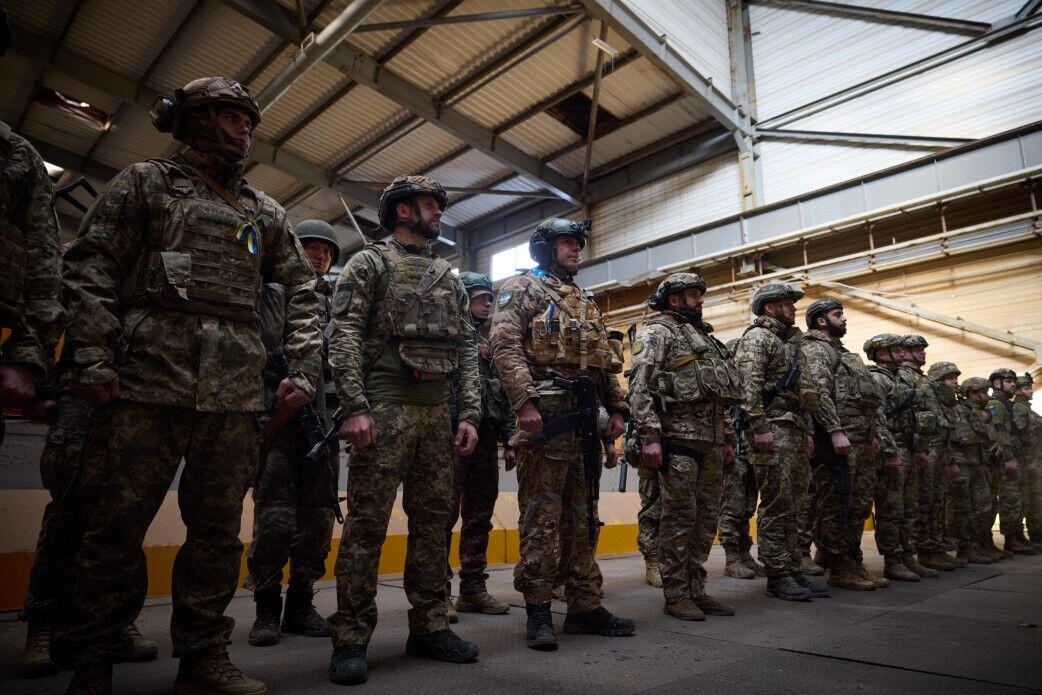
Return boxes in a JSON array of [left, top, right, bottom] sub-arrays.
[[1002, 377, 1017, 395], [970, 389, 988, 403], [1020, 384, 1034, 398], [890, 346, 910, 362], [469, 292, 493, 321], [303, 240, 333, 276], [554, 237, 582, 272], [943, 374, 959, 388], [911, 347, 927, 364], [820, 308, 846, 337], [397, 195, 442, 239], [765, 298, 796, 326], [669, 288, 704, 320], [215, 107, 253, 152]]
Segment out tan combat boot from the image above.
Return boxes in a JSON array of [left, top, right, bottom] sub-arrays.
[[903, 551, 939, 578], [117, 623, 159, 662], [644, 555, 663, 588], [17, 620, 59, 678], [884, 554, 920, 581], [724, 545, 756, 579], [827, 561, 875, 591], [855, 562, 889, 588], [740, 548, 766, 577], [919, 551, 955, 571], [800, 553, 825, 576], [174, 646, 266, 695], [959, 544, 992, 564], [1005, 534, 1037, 555], [456, 592, 510, 615], [445, 598, 458, 623], [663, 597, 705, 621]]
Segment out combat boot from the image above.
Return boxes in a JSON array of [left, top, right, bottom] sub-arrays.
[[791, 573, 831, 598], [174, 646, 266, 695], [116, 623, 159, 662], [644, 555, 663, 588], [329, 645, 367, 686], [664, 597, 705, 620], [724, 545, 756, 579], [812, 549, 831, 571], [740, 548, 766, 577], [17, 620, 59, 678], [563, 606, 637, 636], [66, 663, 113, 695], [446, 598, 458, 623], [765, 575, 812, 601], [826, 561, 875, 591], [884, 554, 920, 581], [958, 544, 992, 564], [691, 594, 736, 616], [918, 551, 955, 571], [854, 562, 889, 588], [1004, 534, 1037, 555], [902, 551, 939, 578], [282, 584, 331, 637], [800, 552, 825, 576], [248, 588, 282, 646], [982, 540, 1007, 562], [525, 603, 557, 651], [405, 629, 479, 663], [943, 551, 968, 568], [456, 591, 510, 615]]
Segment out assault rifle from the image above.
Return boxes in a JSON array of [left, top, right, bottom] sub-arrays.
[[809, 421, 851, 530], [618, 420, 631, 493], [538, 375, 602, 543], [731, 354, 800, 455]]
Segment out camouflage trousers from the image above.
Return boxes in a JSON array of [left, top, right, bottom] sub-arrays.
[[445, 426, 500, 595], [328, 402, 453, 646], [751, 423, 810, 576], [917, 431, 950, 552], [946, 461, 991, 547], [23, 396, 94, 622], [998, 464, 1025, 536], [718, 451, 757, 552], [812, 428, 876, 563], [513, 435, 600, 612], [657, 441, 723, 601], [636, 466, 661, 560], [873, 447, 916, 557], [245, 418, 338, 594], [53, 401, 258, 662], [1025, 465, 1042, 542], [796, 471, 821, 556]]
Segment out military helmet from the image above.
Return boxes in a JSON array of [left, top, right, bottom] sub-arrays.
[[989, 368, 1017, 383], [294, 219, 342, 266], [377, 175, 448, 231], [458, 271, 494, 298], [1016, 373, 1034, 388], [927, 361, 961, 382], [529, 218, 589, 267], [862, 333, 901, 360], [901, 335, 929, 349], [805, 298, 842, 329], [648, 272, 708, 311], [151, 77, 261, 138], [959, 376, 990, 396], [751, 282, 804, 315]]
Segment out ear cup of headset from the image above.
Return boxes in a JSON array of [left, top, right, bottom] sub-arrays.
[[150, 96, 176, 133]]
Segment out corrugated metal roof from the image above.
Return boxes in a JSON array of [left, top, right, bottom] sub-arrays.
[[337, 0, 446, 59], [62, 0, 187, 79], [586, 57, 684, 120], [499, 113, 582, 160], [42, 70, 123, 116], [251, 55, 351, 141], [443, 174, 544, 226], [246, 162, 302, 201], [426, 148, 512, 188], [347, 122, 463, 181], [0, 53, 39, 124], [4, 0, 73, 38], [90, 107, 173, 172], [20, 102, 102, 156]]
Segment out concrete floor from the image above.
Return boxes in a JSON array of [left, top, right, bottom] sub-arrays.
[[2, 534, 1040, 695]]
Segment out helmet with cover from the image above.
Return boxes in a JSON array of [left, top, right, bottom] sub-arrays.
[[751, 282, 804, 315], [862, 332, 902, 361], [294, 219, 342, 266], [377, 175, 448, 234], [647, 272, 707, 311], [150, 77, 261, 161], [1016, 372, 1034, 389], [805, 298, 843, 330], [927, 361, 961, 382], [988, 367, 1016, 383], [959, 376, 990, 397], [459, 271, 494, 298], [901, 335, 929, 349], [529, 218, 589, 267]]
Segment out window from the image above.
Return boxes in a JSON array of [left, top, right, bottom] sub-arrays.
[[490, 242, 535, 281]]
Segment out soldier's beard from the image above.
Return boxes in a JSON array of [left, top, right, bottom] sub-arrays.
[[677, 306, 703, 323], [825, 319, 846, 337]]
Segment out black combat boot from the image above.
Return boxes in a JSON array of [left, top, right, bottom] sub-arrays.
[[66, 662, 113, 695], [525, 603, 557, 651], [248, 587, 282, 646], [765, 575, 812, 601], [791, 573, 832, 598], [282, 584, 330, 637], [405, 629, 479, 663], [329, 645, 367, 685], [563, 606, 636, 636]]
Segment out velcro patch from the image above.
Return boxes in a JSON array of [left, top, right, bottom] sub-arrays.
[[332, 284, 354, 315], [496, 291, 513, 308]]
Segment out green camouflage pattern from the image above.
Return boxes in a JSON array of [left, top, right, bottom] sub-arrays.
[[718, 452, 757, 552], [636, 468, 661, 560], [948, 398, 994, 547], [445, 427, 502, 595], [988, 391, 1023, 535]]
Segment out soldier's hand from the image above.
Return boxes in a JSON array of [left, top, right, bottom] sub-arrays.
[[642, 442, 662, 469], [605, 413, 625, 440], [722, 444, 736, 466], [915, 452, 929, 467], [70, 379, 121, 405], [870, 438, 881, 454], [343, 412, 376, 449], [503, 446, 517, 471], [753, 431, 774, 453], [1028, 463, 1038, 476], [0, 364, 36, 408], [884, 455, 901, 469], [947, 463, 961, 479], [21, 399, 57, 423], [455, 421, 479, 456], [276, 378, 310, 408], [807, 435, 815, 457], [517, 399, 543, 435], [1003, 459, 1018, 471], [603, 444, 619, 469], [830, 431, 851, 455]]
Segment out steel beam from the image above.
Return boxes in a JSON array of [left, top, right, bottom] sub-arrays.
[[727, 0, 763, 210], [756, 128, 972, 149], [27, 137, 120, 182], [1018, 0, 1042, 19], [354, 5, 583, 32], [215, 0, 300, 41], [576, 0, 748, 140], [750, 0, 990, 36]]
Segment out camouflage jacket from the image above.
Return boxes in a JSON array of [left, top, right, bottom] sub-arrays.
[[950, 398, 993, 466], [986, 391, 1016, 465], [928, 378, 958, 439], [0, 121, 64, 376], [895, 365, 937, 453], [1012, 394, 1040, 463], [799, 329, 896, 454], [489, 267, 626, 417], [61, 149, 321, 412], [734, 315, 811, 435], [327, 238, 480, 425], [626, 310, 737, 446], [449, 322, 514, 443]]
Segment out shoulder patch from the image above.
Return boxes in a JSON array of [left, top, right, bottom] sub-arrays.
[[631, 340, 645, 355], [332, 283, 354, 316], [497, 291, 514, 308]]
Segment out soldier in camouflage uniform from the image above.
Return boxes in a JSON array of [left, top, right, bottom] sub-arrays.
[[245, 220, 344, 647], [627, 273, 741, 620], [718, 337, 765, 582], [1012, 374, 1042, 547], [490, 218, 633, 650], [800, 299, 898, 591], [735, 283, 830, 601], [989, 368, 1036, 555], [326, 176, 481, 685], [444, 271, 515, 619], [864, 333, 920, 582], [925, 361, 967, 568], [631, 438, 663, 586], [55, 78, 322, 695], [949, 377, 999, 563]]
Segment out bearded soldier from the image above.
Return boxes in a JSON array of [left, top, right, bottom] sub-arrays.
[[949, 377, 1000, 563], [735, 283, 829, 601], [627, 273, 741, 620], [1012, 374, 1042, 547], [490, 218, 633, 650], [246, 219, 344, 647], [324, 176, 481, 684], [444, 271, 515, 620], [56, 77, 322, 695], [926, 361, 967, 567], [986, 368, 1035, 555], [800, 299, 898, 591]]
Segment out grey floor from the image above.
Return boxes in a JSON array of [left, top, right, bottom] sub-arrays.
[[2, 534, 1040, 695]]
